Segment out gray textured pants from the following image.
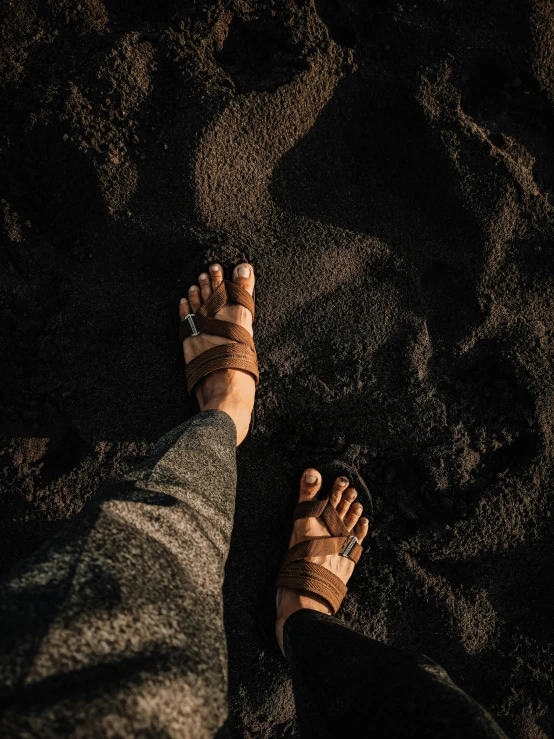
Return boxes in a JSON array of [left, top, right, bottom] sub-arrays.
[[0, 410, 237, 739], [0, 410, 508, 739]]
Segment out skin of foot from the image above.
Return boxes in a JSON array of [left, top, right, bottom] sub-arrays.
[[275, 468, 369, 654], [179, 262, 256, 446]]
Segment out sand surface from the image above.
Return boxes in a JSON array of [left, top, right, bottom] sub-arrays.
[[1, 0, 554, 736]]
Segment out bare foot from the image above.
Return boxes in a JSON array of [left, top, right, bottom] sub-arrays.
[[179, 263, 256, 445], [275, 468, 370, 654]]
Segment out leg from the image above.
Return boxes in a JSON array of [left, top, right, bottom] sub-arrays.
[[0, 410, 237, 738], [284, 609, 508, 738], [0, 262, 258, 738], [276, 469, 507, 739]]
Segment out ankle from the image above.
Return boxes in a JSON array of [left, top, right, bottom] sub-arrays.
[[275, 588, 332, 654], [204, 399, 252, 444], [197, 370, 254, 444]]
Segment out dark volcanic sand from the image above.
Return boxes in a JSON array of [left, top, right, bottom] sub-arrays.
[[1, 0, 554, 736]]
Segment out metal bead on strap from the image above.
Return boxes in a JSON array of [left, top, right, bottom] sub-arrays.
[[184, 314, 200, 337], [342, 535, 358, 558]]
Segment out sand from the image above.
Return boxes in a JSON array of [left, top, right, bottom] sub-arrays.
[[1, 0, 554, 736]]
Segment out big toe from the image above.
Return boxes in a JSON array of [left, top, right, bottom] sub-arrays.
[[299, 468, 321, 502], [233, 263, 255, 295]]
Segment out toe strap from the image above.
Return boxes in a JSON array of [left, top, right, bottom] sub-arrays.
[[276, 561, 347, 615], [293, 498, 352, 538], [198, 280, 255, 321]]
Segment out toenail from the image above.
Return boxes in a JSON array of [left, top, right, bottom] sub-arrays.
[[238, 266, 250, 278], [304, 474, 317, 484]]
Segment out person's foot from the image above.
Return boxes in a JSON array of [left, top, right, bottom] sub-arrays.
[[179, 263, 256, 445], [275, 468, 370, 654]]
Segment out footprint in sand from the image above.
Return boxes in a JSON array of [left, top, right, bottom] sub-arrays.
[[461, 55, 554, 202], [194, 3, 352, 239]]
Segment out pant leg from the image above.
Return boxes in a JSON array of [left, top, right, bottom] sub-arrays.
[[284, 609, 508, 739], [0, 409, 237, 739]]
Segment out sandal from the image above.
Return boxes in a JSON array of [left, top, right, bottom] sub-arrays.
[[275, 462, 373, 615], [178, 274, 259, 396]]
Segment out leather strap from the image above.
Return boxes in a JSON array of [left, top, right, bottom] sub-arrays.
[[198, 281, 255, 320], [293, 499, 328, 521], [294, 498, 351, 537], [322, 503, 349, 537], [179, 313, 255, 351], [185, 344, 259, 394], [277, 561, 347, 615], [280, 536, 362, 568], [179, 279, 258, 394]]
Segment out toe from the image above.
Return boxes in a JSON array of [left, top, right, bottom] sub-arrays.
[[354, 517, 370, 544], [299, 468, 322, 502], [198, 272, 212, 302], [188, 284, 201, 312], [330, 476, 349, 508], [233, 262, 255, 295], [210, 263, 223, 290], [179, 297, 191, 321], [336, 487, 357, 519], [344, 501, 363, 532]]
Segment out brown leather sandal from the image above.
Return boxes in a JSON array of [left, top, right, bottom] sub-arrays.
[[276, 497, 364, 615], [178, 279, 259, 395]]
